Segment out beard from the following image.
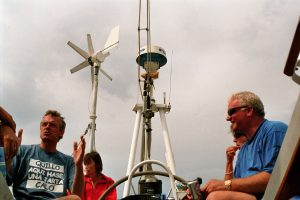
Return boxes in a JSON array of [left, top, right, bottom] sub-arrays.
[[230, 124, 244, 138], [230, 123, 235, 133]]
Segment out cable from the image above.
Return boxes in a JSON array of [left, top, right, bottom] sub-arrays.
[[137, 0, 143, 103], [168, 50, 174, 107]]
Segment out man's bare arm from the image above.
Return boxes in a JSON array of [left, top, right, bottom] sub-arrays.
[[231, 171, 270, 193]]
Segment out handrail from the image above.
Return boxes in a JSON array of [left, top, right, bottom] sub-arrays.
[[98, 171, 186, 200], [123, 160, 178, 200]]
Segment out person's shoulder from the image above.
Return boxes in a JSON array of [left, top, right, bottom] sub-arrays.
[[56, 150, 72, 158], [21, 144, 38, 148], [259, 120, 288, 139], [55, 150, 73, 162], [102, 174, 115, 183], [15, 144, 39, 160], [84, 175, 91, 183], [264, 120, 288, 130], [266, 119, 287, 125], [19, 144, 39, 152]]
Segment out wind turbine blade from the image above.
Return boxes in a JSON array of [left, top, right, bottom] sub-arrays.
[[67, 41, 89, 59], [70, 60, 90, 73], [87, 34, 94, 55], [102, 25, 120, 54], [99, 67, 112, 81]]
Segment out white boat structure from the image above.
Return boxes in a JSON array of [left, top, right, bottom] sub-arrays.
[[67, 0, 201, 199], [67, 0, 300, 199], [264, 17, 300, 199]]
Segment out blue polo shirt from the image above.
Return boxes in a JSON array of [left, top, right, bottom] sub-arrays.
[[234, 119, 287, 178]]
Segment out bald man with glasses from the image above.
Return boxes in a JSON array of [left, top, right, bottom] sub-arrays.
[[200, 91, 287, 200]]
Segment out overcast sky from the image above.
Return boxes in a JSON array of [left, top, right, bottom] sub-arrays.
[[1, 0, 300, 196]]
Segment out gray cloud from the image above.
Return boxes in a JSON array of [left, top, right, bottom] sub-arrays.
[[1, 0, 300, 196]]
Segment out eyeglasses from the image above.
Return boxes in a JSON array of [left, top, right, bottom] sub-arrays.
[[227, 106, 248, 116]]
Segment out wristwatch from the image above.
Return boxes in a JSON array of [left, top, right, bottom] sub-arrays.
[[224, 180, 232, 190]]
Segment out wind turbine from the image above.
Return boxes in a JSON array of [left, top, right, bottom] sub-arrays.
[[67, 26, 119, 152]]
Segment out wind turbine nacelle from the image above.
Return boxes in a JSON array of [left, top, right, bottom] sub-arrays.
[[67, 25, 119, 76], [136, 45, 167, 72], [94, 51, 110, 63]]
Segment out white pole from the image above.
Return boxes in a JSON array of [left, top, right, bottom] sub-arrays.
[[123, 106, 143, 198], [159, 109, 176, 175], [89, 64, 99, 152]]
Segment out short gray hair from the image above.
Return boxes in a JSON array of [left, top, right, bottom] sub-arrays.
[[229, 91, 265, 117], [42, 110, 66, 132]]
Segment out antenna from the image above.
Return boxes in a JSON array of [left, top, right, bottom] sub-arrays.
[[67, 26, 120, 152], [123, 0, 177, 198]]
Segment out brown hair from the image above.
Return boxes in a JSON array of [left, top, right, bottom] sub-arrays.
[[42, 110, 66, 132], [84, 151, 103, 175]]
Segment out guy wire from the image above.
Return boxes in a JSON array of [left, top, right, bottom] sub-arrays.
[[137, 0, 143, 103], [136, 0, 152, 103], [169, 50, 174, 106], [146, 0, 151, 73]]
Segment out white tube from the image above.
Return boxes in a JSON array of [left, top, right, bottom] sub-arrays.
[[159, 110, 176, 174], [123, 108, 142, 197]]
